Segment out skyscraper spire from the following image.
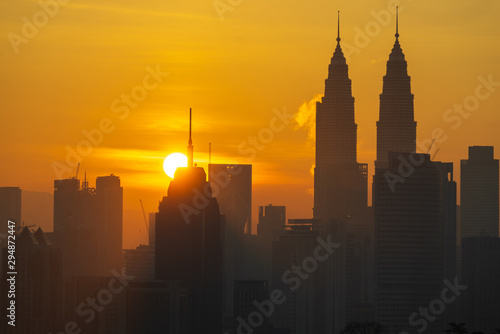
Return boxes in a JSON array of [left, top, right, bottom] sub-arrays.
[[375, 7, 416, 169], [336, 11, 340, 44], [187, 108, 194, 168], [395, 6, 399, 39]]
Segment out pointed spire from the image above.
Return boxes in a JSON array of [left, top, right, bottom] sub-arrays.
[[395, 6, 399, 39], [331, 10, 346, 65], [187, 108, 194, 168], [336, 11, 341, 44]]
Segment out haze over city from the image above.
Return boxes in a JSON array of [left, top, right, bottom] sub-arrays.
[[1, 1, 500, 333], [2, 0, 500, 248]]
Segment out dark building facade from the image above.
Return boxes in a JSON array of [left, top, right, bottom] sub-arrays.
[[0, 187, 21, 239], [313, 14, 372, 328], [53, 175, 123, 277], [374, 153, 446, 332], [155, 166, 223, 333], [208, 163, 252, 317], [155, 114, 223, 334], [208, 163, 252, 234], [460, 146, 499, 238], [460, 237, 500, 332]]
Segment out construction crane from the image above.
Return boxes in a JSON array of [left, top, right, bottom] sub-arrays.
[[139, 199, 149, 234], [426, 138, 436, 154], [71, 163, 80, 179], [432, 148, 441, 160]]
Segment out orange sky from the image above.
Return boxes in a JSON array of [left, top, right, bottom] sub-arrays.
[[1, 0, 500, 248]]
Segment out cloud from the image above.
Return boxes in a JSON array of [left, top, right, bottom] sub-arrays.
[[294, 94, 322, 144]]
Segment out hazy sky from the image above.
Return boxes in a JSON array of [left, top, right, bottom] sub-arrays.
[[1, 0, 499, 248]]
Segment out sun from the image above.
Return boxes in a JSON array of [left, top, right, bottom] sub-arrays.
[[163, 153, 188, 178]]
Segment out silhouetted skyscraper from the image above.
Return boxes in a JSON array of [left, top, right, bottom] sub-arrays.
[[95, 174, 123, 272], [124, 244, 155, 281], [53, 175, 123, 277], [375, 10, 416, 169], [155, 109, 223, 333], [374, 153, 444, 332], [209, 164, 252, 234], [460, 146, 499, 238], [314, 13, 368, 222], [313, 13, 372, 326], [271, 219, 337, 334], [0, 187, 22, 239], [208, 163, 252, 317], [257, 204, 286, 240]]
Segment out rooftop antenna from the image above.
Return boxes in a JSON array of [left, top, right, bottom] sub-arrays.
[[336, 11, 340, 44], [395, 6, 399, 39], [74, 162, 80, 179], [187, 108, 194, 168]]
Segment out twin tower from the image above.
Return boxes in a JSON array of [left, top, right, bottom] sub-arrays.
[[313, 10, 416, 221]]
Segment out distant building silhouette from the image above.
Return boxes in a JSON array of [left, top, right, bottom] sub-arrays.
[[53, 174, 123, 277], [124, 244, 155, 281], [433, 161, 459, 325], [155, 109, 223, 333], [460, 146, 499, 238], [209, 163, 252, 317], [209, 164, 252, 234], [0, 187, 21, 239], [271, 219, 337, 334], [258, 204, 286, 240], [257, 205, 286, 287], [375, 11, 416, 169]]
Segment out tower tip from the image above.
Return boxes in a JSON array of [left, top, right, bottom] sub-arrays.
[[395, 6, 399, 39], [336, 11, 341, 43]]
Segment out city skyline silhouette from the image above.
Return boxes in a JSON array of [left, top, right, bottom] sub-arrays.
[[1, 1, 500, 333]]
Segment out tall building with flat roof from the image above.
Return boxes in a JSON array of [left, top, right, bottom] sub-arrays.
[[208, 163, 252, 317], [209, 164, 252, 234], [460, 146, 499, 238], [271, 219, 337, 334], [374, 153, 445, 332], [0, 187, 22, 239], [53, 175, 123, 277]]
